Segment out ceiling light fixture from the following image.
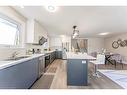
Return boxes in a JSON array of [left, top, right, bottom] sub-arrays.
[[72, 35, 77, 39], [45, 6, 58, 12], [73, 30, 79, 36], [98, 32, 109, 36], [72, 25, 79, 39]]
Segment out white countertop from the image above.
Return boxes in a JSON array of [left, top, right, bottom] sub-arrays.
[[0, 54, 45, 70], [43, 50, 56, 54], [0, 50, 58, 70], [66, 52, 96, 60]]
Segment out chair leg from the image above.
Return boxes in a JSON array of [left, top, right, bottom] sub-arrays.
[[93, 64, 101, 78], [93, 65, 97, 76], [115, 61, 117, 69], [92, 65, 97, 77], [105, 60, 107, 65], [122, 63, 124, 69]]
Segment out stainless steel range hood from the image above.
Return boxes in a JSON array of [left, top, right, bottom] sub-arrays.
[[32, 36, 47, 45]]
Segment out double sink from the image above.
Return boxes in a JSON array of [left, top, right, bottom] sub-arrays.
[[3, 51, 55, 61], [4, 56, 31, 61]]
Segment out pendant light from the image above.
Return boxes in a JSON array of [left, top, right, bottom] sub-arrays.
[[72, 25, 79, 38]]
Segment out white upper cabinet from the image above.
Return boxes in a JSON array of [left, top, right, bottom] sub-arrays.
[[26, 19, 48, 44]]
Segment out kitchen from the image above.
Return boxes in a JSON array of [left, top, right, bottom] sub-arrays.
[[0, 6, 127, 89], [0, 6, 64, 89]]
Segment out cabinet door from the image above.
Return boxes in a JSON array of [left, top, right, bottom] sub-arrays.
[[53, 52, 56, 60], [27, 19, 48, 44], [58, 51, 61, 58], [0, 58, 38, 89], [67, 59, 88, 86], [56, 51, 62, 59], [60, 51, 62, 58], [55, 51, 59, 59], [58, 51, 62, 59]]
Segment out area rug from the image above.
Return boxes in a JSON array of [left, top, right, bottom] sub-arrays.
[[46, 67, 57, 73], [31, 75, 54, 89], [99, 70, 127, 89]]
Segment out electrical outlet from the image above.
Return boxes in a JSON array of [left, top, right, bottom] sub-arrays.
[[82, 60, 86, 64]]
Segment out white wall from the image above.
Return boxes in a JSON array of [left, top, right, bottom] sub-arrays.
[[49, 36, 62, 50], [104, 33, 127, 57], [49, 36, 104, 53], [87, 38, 104, 54], [0, 6, 26, 60], [34, 21, 48, 39], [49, 36, 71, 51]]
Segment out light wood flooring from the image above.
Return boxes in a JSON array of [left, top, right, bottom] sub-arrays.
[[31, 59, 127, 89]]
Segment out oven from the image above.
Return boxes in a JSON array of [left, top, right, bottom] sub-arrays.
[[45, 54, 50, 68]]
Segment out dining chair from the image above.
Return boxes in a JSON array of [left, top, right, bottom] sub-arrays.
[[110, 53, 124, 69], [90, 54, 105, 77], [89, 52, 97, 57], [121, 56, 127, 69], [104, 52, 114, 65]]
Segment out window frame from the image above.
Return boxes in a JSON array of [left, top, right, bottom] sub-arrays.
[[0, 13, 22, 48]]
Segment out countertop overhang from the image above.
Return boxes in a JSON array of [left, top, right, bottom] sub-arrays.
[[66, 52, 96, 60]]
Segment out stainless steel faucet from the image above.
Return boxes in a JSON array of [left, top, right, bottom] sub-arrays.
[[11, 51, 19, 58]]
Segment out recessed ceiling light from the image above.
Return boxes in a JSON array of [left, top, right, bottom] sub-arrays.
[[98, 32, 109, 36], [45, 6, 58, 12]]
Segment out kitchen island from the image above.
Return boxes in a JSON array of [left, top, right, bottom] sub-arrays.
[[66, 52, 96, 86]]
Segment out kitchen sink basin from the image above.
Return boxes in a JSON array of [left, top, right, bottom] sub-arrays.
[[4, 56, 31, 61]]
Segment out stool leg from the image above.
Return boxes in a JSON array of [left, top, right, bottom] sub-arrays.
[[95, 65, 97, 74], [93, 64, 101, 78], [93, 65, 97, 77]]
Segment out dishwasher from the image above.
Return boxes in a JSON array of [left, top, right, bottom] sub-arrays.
[[45, 54, 50, 68], [38, 56, 45, 78]]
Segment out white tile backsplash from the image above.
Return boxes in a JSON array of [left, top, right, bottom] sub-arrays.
[[0, 48, 26, 60]]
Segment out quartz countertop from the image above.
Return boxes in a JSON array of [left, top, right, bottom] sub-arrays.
[[43, 50, 56, 54], [0, 50, 58, 70], [0, 54, 45, 70], [66, 52, 96, 60]]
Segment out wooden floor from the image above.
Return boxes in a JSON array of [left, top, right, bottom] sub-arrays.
[[31, 59, 126, 89]]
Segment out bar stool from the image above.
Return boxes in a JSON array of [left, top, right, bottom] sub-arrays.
[[90, 54, 105, 77]]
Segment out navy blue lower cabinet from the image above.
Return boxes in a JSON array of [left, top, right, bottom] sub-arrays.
[[0, 58, 38, 89], [67, 59, 88, 86], [55, 51, 62, 59], [50, 51, 55, 63]]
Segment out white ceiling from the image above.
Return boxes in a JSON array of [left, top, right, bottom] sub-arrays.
[[13, 6, 127, 38]]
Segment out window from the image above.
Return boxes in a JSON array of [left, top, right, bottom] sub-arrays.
[[0, 15, 20, 46]]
